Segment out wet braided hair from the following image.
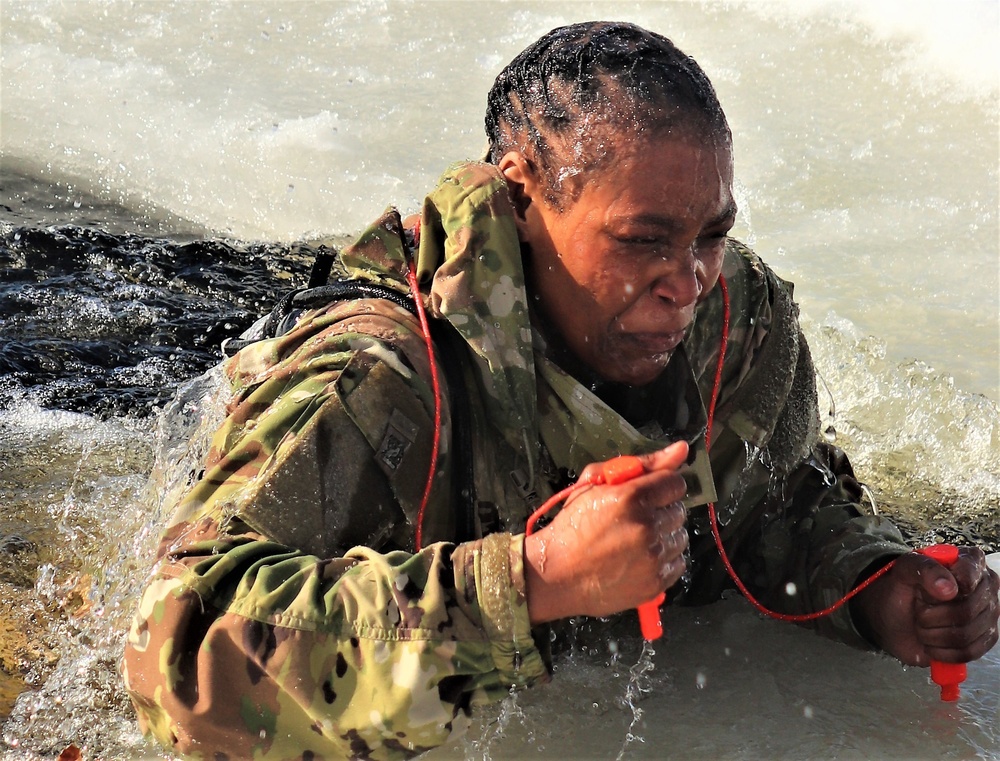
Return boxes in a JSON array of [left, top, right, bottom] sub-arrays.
[[485, 21, 730, 205]]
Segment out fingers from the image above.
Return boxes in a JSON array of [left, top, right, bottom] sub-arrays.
[[577, 441, 690, 485], [630, 469, 689, 516], [576, 481, 688, 604], [891, 552, 959, 603], [917, 558, 1000, 663], [652, 501, 687, 538], [529, 444, 692, 620], [640, 440, 690, 473], [912, 547, 990, 611], [920, 602, 1000, 663], [650, 502, 689, 581], [607, 447, 690, 589], [913, 547, 988, 603], [858, 550, 999, 667], [950, 547, 989, 596], [903, 554, 959, 602], [650, 502, 688, 558]]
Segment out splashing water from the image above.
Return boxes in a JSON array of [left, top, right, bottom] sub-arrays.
[[614, 640, 658, 761], [459, 688, 529, 761], [0, 405, 160, 759], [806, 313, 1000, 550]]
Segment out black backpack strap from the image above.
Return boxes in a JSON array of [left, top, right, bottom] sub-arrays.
[[307, 249, 337, 288], [221, 280, 416, 358], [427, 319, 477, 543]]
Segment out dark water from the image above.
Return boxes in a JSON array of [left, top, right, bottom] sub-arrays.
[[0, 170, 324, 755], [1, 168, 316, 419]]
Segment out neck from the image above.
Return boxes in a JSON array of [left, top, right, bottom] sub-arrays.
[[529, 306, 670, 427]]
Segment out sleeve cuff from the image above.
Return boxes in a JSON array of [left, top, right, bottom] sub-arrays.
[[468, 532, 548, 689], [815, 541, 910, 649]]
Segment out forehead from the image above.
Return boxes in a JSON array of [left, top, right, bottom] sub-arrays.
[[575, 133, 734, 221]]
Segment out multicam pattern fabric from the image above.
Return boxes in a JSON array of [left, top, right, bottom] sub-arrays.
[[123, 162, 910, 760]]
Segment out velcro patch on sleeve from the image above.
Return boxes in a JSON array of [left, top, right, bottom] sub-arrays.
[[376, 408, 419, 473], [336, 354, 437, 522]]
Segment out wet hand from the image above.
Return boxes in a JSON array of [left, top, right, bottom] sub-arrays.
[[524, 441, 690, 624], [853, 547, 1000, 667]]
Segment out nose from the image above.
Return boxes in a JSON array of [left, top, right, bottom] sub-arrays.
[[649, 247, 702, 308]]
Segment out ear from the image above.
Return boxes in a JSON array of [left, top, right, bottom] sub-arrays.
[[498, 151, 543, 240]]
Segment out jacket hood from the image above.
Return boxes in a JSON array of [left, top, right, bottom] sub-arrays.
[[338, 162, 538, 460]]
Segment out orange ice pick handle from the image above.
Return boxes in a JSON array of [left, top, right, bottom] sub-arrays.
[[916, 544, 967, 702], [586, 455, 646, 486], [588, 456, 666, 642]]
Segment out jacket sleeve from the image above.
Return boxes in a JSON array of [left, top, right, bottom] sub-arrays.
[[122, 302, 548, 761], [683, 242, 911, 648]]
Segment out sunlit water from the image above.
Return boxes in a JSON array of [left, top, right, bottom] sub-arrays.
[[1, 1, 998, 759]]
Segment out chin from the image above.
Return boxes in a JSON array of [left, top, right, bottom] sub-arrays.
[[603, 353, 672, 387]]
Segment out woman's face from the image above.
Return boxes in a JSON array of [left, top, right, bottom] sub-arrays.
[[506, 134, 735, 386]]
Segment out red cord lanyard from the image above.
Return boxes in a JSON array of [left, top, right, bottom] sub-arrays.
[[407, 262, 965, 699], [406, 254, 441, 553], [705, 277, 964, 700], [522, 275, 895, 626], [704, 276, 897, 622]]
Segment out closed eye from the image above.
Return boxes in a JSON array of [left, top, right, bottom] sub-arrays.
[[698, 231, 729, 242]]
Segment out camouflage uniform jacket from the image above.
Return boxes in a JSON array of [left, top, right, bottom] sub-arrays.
[[123, 162, 910, 760]]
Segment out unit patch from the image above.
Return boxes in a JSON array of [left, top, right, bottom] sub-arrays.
[[376, 408, 419, 472]]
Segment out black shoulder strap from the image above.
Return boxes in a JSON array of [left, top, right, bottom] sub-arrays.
[[308, 250, 336, 288], [427, 319, 476, 542]]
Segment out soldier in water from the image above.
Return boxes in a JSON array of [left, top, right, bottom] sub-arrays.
[[123, 21, 999, 760]]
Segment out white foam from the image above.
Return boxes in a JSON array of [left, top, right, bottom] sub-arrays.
[[1, 1, 997, 398], [736, 0, 999, 101]]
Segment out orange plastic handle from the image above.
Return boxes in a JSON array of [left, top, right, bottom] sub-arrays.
[[916, 544, 967, 701], [592, 456, 668, 641], [592, 455, 645, 485], [638, 593, 666, 640]]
